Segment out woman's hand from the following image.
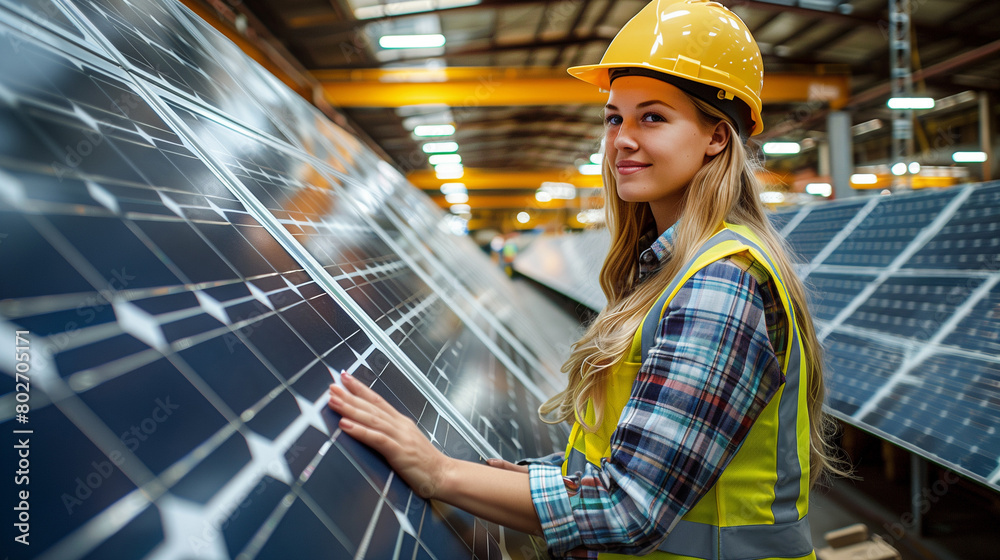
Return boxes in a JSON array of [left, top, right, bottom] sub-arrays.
[[329, 373, 543, 536], [328, 373, 451, 499]]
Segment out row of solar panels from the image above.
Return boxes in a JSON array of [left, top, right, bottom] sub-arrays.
[[0, 1, 571, 559], [517, 182, 1000, 493], [776, 184, 1000, 491]]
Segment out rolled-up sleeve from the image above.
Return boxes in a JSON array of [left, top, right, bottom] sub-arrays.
[[528, 258, 785, 558]]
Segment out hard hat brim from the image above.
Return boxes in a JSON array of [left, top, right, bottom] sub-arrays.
[[568, 62, 764, 137]]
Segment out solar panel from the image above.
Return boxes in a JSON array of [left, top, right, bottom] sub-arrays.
[[0, 4, 565, 559], [512, 229, 609, 311], [805, 183, 1000, 491]]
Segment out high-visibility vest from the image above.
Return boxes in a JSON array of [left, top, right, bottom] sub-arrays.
[[562, 224, 815, 560]]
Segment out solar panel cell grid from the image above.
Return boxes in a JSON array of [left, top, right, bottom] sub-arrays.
[[804, 272, 876, 322], [843, 276, 985, 341], [861, 353, 1000, 480], [942, 282, 1000, 356], [822, 332, 907, 417], [903, 183, 1000, 270], [823, 189, 958, 267], [782, 198, 870, 264]]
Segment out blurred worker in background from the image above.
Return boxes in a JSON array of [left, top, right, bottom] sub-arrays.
[[329, 1, 847, 558]]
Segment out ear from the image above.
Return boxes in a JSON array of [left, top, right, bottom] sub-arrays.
[[705, 121, 731, 157]]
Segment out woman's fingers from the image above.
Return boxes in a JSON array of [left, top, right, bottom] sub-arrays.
[[486, 458, 530, 474], [328, 383, 395, 435]]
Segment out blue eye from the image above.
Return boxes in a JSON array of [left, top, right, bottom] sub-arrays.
[[604, 114, 622, 126], [642, 112, 665, 122]]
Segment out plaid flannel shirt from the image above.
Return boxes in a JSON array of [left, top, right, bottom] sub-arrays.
[[527, 223, 788, 558]]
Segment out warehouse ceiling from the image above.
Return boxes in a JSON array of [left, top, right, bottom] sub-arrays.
[[187, 0, 1000, 232]]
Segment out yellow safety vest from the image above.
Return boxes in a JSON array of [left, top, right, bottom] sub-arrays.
[[562, 224, 815, 560]]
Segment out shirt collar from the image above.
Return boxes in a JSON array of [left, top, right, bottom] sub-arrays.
[[638, 222, 678, 278]]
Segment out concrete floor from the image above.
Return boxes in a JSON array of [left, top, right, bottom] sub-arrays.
[[509, 276, 996, 560]]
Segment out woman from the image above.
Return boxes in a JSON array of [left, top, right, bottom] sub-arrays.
[[328, 1, 843, 558]]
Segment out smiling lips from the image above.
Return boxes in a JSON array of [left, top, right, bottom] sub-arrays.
[[616, 160, 651, 175]]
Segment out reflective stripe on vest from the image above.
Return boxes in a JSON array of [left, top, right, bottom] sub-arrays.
[[562, 225, 813, 560]]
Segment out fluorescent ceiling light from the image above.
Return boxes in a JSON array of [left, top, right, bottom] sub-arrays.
[[576, 209, 604, 224], [851, 173, 878, 185], [429, 153, 461, 165], [952, 151, 987, 163], [535, 191, 553, 202], [805, 183, 832, 197], [887, 97, 935, 110], [891, 162, 907, 176], [439, 182, 466, 195], [908, 162, 921, 174], [538, 182, 576, 200], [435, 163, 464, 179], [444, 192, 469, 204], [422, 142, 458, 153], [516, 211, 531, 224], [356, 0, 480, 20], [762, 142, 800, 155], [379, 34, 446, 49], [759, 191, 785, 204], [414, 124, 454, 137], [578, 163, 602, 175]]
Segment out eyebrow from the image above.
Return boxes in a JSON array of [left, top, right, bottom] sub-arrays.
[[604, 100, 675, 111]]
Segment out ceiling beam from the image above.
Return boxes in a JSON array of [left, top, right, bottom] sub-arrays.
[[426, 193, 604, 211], [317, 67, 850, 108]]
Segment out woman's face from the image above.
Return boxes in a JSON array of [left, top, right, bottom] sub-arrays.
[[604, 75, 727, 230]]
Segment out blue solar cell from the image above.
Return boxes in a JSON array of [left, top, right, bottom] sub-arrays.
[[768, 209, 798, 233], [806, 272, 875, 322], [0, 213, 96, 298], [302, 443, 382, 551], [76, 357, 229, 474], [178, 336, 284, 415], [421, 504, 476, 560], [365, 503, 402, 560], [221, 475, 290, 557], [254, 498, 351, 559], [823, 331, 907, 417], [171, 433, 251, 503], [245, 390, 302, 439], [54, 334, 150, 378], [80, 506, 163, 560]]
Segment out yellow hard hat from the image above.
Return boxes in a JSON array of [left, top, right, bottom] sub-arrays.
[[568, 0, 764, 137]]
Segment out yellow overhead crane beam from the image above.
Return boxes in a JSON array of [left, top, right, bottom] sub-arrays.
[[315, 67, 850, 109], [407, 168, 604, 190]]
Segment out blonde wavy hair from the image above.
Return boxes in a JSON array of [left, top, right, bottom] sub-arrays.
[[539, 97, 846, 486]]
